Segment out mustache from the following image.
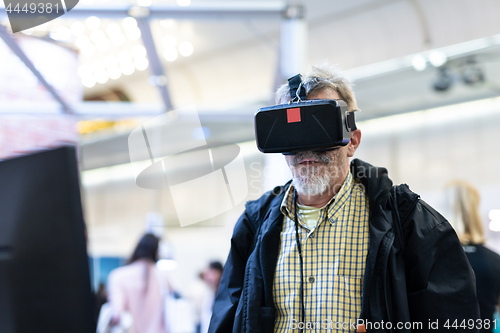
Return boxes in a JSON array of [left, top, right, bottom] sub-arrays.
[[289, 151, 332, 167]]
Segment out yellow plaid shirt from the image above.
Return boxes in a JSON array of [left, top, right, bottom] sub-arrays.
[[273, 171, 370, 332]]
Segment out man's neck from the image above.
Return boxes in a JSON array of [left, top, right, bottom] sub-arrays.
[[296, 167, 349, 208], [297, 191, 335, 208]]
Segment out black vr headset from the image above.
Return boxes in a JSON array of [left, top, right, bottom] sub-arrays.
[[254, 74, 358, 155]]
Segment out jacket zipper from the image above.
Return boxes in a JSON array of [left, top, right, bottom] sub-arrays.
[[242, 262, 251, 333]]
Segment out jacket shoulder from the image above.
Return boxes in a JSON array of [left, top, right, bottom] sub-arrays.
[[243, 182, 290, 226], [393, 184, 420, 224], [392, 184, 454, 249], [393, 183, 446, 226], [401, 198, 454, 253]]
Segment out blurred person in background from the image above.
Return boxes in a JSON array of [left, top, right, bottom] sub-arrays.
[[445, 180, 500, 333], [188, 272, 208, 333], [108, 233, 169, 333], [203, 261, 223, 296], [95, 282, 108, 324], [199, 261, 223, 333]]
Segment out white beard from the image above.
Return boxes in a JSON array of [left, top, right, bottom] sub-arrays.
[[292, 166, 332, 197], [288, 150, 346, 198]]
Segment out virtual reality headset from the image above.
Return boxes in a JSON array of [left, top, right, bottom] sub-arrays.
[[254, 74, 358, 155]]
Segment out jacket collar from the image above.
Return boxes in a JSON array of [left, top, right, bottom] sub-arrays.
[[350, 158, 393, 208], [255, 182, 291, 308], [350, 158, 419, 221]]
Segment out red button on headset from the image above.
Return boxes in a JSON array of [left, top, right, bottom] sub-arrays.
[[287, 108, 301, 123]]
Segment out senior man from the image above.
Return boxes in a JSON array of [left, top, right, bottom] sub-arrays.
[[209, 64, 479, 333]]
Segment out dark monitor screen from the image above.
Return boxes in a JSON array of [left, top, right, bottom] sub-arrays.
[[0, 146, 95, 333]]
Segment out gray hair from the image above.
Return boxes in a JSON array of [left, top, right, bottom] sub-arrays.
[[275, 63, 359, 112]]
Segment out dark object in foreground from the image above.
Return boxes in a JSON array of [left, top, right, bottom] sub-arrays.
[[0, 146, 95, 333]]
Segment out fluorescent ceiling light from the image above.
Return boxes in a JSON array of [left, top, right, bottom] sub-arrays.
[[429, 51, 447, 67], [360, 96, 500, 136], [347, 33, 500, 81], [411, 55, 426, 71]]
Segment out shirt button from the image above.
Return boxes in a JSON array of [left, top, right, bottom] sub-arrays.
[[309, 233, 314, 238], [308, 276, 315, 283]]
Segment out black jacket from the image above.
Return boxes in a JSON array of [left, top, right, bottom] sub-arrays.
[[209, 159, 479, 332], [464, 244, 500, 333]]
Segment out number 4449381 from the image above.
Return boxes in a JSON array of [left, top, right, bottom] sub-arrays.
[[444, 319, 497, 330], [6, 2, 61, 14]]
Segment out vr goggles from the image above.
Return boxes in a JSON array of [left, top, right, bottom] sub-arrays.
[[254, 74, 357, 155]]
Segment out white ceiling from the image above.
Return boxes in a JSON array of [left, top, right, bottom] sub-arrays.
[[3, 0, 500, 108], [75, 0, 499, 152], [5, 0, 498, 167], [75, 0, 500, 110]]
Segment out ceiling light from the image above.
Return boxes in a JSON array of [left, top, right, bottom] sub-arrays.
[[91, 60, 106, 74], [132, 45, 147, 58], [462, 58, 485, 85], [429, 51, 447, 67], [462, 68, 484, 85], [104, 55, 119, 68], [411, 55, 426, 71], [86, 16, 101, 30], [95, 39, 110, 52], [489, 209, 500, 232], [134, 57, 149, 71], [160, 19, 175, 29], [361, 96, 500, 135], [71, 22, 85, 36], [110, 34, 126, 46], [121, 62, 135, 75], [77, 64, 93, 78], [433, 66, 454, 92], [90, 29, 106, 43], [489, 209, 500, 221], [126, 28, 141, 41], [163, 48, 178, 62], [106, 23, 122, 37], [75, 35, 91, 49], [81, 44, 96, 57], [49, 26, 72, 42], [489, 221, 500, 232], [107, 67, 122, 80], [95, 72, 109, 84], [179, 41, 193, 57], [122, 17, 138, 30], [117, 50, 132, 63], [82, 76, 96, 88], [176, 0, 191, 6], [162, 35, 176, 48]]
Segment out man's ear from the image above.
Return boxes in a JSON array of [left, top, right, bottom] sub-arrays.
[[347, 129, 361, 157]]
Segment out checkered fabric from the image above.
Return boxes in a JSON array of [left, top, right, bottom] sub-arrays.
[[273, 171, 370, 332]]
